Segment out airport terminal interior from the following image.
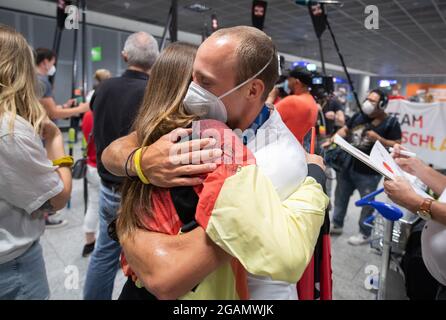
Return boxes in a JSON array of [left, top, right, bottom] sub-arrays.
[[0, 0, 446, 302]]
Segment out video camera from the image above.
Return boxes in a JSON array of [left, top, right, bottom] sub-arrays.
[[278, 64, 334, 102], [309, 73, 334, 101]]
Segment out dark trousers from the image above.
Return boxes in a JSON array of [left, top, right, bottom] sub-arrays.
[[332, 166, 381, 237]]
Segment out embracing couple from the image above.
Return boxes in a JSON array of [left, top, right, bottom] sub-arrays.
[[102, 26, 329, 300]]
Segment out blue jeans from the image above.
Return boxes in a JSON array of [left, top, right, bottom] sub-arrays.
[[83, 183, 121, 300], [0, 241, 49, 300], [332, 167, 382, 237]]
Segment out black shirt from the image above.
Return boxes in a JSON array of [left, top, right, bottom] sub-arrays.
[[323, 97, 344, 136], [346, 112, 402, 175], [92, 69, 149, 185]]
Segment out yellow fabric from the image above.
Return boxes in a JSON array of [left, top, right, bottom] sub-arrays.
[[205, 165, 329, 283], [179, 263, 239, 300], [134, 148, 150, 184], [52, 155, 74, 167]]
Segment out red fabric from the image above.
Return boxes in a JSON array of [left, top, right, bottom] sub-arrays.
[[388, 95, 406, 100], [120, 119, 253, 299], [81, 110, 96, 167], [320, 234, 333, 300], [193, 120, 256, 229], [296, 256, 315, 300], [296, 219, 333, 300], [276, 93, 318, 144]]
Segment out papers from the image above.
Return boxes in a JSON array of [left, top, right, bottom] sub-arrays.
[[333, 134, 433, 199], [333, 134, 394, 180]]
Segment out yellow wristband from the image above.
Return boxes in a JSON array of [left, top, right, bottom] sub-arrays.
[[52, 155, 74, 168], [134, 148, 150, 185]]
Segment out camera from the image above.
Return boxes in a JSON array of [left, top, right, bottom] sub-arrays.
[[309, 74, 334, 101]]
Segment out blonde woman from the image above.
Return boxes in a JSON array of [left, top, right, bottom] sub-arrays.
[[0, 25, 72, 299]]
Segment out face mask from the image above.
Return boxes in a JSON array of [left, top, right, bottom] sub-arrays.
[[183, 56, 274, 123], [47, 65, 56, 76], [362, 100, 376, 115], [283, 79, 291, 95]]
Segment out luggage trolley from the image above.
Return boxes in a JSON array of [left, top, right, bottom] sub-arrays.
[[356, 188, 419, 300]]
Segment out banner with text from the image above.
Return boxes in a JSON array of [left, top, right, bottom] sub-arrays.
[[387, 100, 446, 169]]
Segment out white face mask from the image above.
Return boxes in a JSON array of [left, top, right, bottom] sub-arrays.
[[183, 56, 274, 123], [47, 65, 56, 76], [362, 100, 376, 115]]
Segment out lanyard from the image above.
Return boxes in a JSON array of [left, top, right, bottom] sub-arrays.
[[243, 104, 271, 145]]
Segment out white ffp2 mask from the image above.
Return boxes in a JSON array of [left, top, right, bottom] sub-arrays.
[[183, 56, 274, 123], [47, 65, 56, 76], [362, 100, 376, 115]]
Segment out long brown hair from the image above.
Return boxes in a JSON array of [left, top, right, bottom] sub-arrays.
[[0, 24, 46, 133], [117, 42, 198, 241]]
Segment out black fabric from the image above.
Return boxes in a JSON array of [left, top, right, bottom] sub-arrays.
[[346, 112, 401, 175], [170, 186, 199, 231], [307, 163, 327, 187], [118, 277, 158, 300], [92, 69, 149, 185], [322, 97, 344, 136], [307, 164, 331, 299], [401, 220, 440, 300], [118, 185, 200, 300]]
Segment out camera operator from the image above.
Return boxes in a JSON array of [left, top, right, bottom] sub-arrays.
[[384, 145, 446, 299], [322, 89, 402, 245], [313, 89, 345, 199], [267, 66, 318, 144], [317, 93, 345, 139]]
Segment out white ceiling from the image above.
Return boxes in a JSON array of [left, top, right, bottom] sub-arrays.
[[54, 0, 446, 75]]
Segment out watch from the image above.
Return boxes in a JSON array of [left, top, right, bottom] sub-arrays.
[[416, 198, 433, 220]]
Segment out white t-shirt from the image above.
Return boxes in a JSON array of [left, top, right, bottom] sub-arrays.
[[421, 189, 446, 286], [246, 109, 307, 300], [0, 113, 63, 264]]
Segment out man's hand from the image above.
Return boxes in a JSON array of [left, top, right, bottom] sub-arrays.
[[325, 111, 335, 120], [366, 130, 381, 142], [321, 137, 334, 149], [102, 128, 224, 188], [306, 153, 326, 171], [384, 177, 423, 213], [142, 128, 222, 187], [62, 99, 76, 109]]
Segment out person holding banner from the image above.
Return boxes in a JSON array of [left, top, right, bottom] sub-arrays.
[[384, 144, 446, 299]]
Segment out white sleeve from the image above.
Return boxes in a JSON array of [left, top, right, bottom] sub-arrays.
[[0, 133, 63, 214]]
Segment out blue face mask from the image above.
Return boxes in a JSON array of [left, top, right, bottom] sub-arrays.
[[283, 79, 291, 95]]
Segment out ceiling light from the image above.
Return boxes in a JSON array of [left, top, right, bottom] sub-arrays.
[[185, 3, 211, 13]]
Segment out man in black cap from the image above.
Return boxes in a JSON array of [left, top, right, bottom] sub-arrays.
[[267, 66, 319, 145]]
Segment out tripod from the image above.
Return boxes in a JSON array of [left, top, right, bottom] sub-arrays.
[[310, 4, 363, 112]]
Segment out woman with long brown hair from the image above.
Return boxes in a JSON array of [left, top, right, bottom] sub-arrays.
[[117, 42, 201, 299], [0, 24, 72, 299], [117, 42, 198, 241]]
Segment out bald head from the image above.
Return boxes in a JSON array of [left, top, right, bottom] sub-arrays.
[[205, 26, 279, 100], [123, 31, 159, 71]]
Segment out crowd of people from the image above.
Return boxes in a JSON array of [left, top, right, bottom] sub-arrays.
[[0, 22, 445, 300]]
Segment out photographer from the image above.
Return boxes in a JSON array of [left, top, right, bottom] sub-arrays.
[[384, 145, 446, 299], [323, 89, 402, 245]]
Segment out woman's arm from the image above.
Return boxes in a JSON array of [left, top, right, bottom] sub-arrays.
[[41, 120, 72, 210], [121, 227, 231, 300]]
